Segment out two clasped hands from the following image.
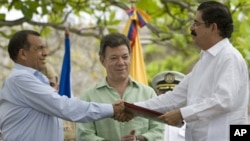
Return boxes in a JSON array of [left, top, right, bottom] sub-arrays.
[[112, 100, 184, 141], [112, 100, 183, 125]]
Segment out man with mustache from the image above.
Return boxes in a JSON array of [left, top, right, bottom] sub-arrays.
[[134, 1, 249, 141]]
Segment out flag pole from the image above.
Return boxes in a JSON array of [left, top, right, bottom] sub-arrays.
[[65, 28, 69, 38], [130, 0, 137, 8]]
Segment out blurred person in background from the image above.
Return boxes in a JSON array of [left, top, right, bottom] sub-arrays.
[[41, 64, 76, 141], [151, 71, 185, 141]]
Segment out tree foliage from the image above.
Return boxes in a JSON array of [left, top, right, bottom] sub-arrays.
[[0, 0, 250, 92]]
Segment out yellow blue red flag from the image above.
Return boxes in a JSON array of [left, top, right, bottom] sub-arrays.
[[123, 8, 150, 85]]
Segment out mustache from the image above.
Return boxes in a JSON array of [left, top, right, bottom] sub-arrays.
[[191, 30, 197, 36]]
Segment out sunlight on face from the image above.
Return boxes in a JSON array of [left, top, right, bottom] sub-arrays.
[[102, 45, 130, 82], [25, 35, 47, 71], [190, 11, 212, 50]]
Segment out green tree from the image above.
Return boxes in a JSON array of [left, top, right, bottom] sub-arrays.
[[0, 0, 250, 93]]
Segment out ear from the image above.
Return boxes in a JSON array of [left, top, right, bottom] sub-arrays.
[[210, 23, 222, 37], [99, 56, 105, 66], [211, 23, 218, 32], [18, 48, 28, 60]]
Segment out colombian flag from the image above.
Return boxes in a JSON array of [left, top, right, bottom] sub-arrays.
[[123, 8, 150, 85]]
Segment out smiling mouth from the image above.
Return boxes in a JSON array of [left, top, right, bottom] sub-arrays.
[[115, 68, 126, 72], [41, 59, 46, 64]]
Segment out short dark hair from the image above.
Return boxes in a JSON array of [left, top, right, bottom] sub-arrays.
[[99, 33, 131, 57], [8, 30, 40, 62], [198, 1, 233, 38]]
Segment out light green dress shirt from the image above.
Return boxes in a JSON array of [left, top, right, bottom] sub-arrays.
[[76, 77, 164, 141]]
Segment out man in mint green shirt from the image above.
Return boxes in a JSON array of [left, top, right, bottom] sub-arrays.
[[76, 33, 164, 141]]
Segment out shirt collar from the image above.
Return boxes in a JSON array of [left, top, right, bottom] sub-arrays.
[[14, 63, 38, 74], [14, 63, 49, 84], [96, 77, 139, 89], [203, 38, 229, 57]]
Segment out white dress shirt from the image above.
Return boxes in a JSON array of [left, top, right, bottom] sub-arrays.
[[136, 38, 249, 141], [164, 124, 185, 141]]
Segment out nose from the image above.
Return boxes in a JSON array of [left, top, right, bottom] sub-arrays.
[[190, 24, 195, 31], [42, 48, 48, 56], [117, 57, 124, 65]]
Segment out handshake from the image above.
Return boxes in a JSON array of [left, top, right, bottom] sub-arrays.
[[112, 100, 184, 126], [112, 100, 134, 122]]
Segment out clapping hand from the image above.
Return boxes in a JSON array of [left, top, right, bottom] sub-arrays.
[[112, 100, 134, 122], [121, 130, 136, 141]]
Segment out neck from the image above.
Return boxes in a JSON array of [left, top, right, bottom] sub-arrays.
[[202, 36, 224, 50], [106, 77, 129, 97]]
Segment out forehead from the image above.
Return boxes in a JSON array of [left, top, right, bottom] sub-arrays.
[[105, 44, 129, 55], [27, 34, 44, 45], [194, 11, 203, 21]]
